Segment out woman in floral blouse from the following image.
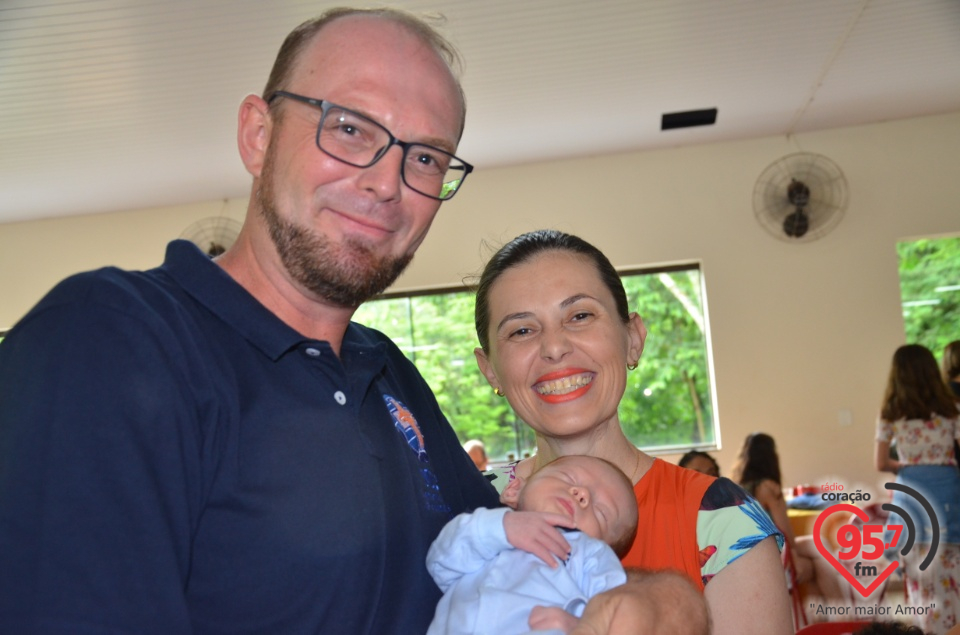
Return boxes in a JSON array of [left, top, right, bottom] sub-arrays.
[[875, 344, 960, 635]]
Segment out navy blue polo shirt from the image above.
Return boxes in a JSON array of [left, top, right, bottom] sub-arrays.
[[0, 240, 499, 634]]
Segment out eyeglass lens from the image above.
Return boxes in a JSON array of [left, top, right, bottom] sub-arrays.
[[319, 106, 467, 200]]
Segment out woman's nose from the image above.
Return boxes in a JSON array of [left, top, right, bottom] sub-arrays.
[[539, 326, 572, 361]]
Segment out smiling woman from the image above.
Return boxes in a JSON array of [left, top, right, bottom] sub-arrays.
[[353, 260, 715, 462], [464, 229, 792, 635]]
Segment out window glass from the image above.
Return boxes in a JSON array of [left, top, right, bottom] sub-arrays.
[[897, 235, 960, 353], [354, 264, 716, 462]]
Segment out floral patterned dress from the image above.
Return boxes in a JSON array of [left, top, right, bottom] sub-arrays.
[[877, 412, 960, 634]]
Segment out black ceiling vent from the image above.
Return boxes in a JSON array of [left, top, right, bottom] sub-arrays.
[[661, 108, 717, 130]]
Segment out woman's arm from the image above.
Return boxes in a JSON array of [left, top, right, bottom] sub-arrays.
[[754, 479, 796, 544], [704, 536, 793, 635], [874, 439, 901, 473]]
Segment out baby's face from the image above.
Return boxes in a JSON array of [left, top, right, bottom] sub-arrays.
[[517, 456, 635, 547]]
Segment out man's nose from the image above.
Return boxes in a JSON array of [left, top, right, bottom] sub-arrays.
[[356, 145, 404, 201]]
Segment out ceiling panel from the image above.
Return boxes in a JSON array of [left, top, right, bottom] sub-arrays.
[[1, 0, 958, 223]]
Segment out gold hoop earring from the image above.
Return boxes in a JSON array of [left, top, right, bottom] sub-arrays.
[[627, 362, 638, 371], [494, 387, 505, 397]]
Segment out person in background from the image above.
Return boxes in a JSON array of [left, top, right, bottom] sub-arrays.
[[0, 8, 499, 633], [943, 339, 960, 469], [853, 621, 929, 635], [943, 340, 960, 397], [875, 344, 960, 635], [473, 229, 793, 635], [678, 450, 721, 477], [731, 432, 845, 610], [463, 438, 489, 471], [426, 455, 653, 635]]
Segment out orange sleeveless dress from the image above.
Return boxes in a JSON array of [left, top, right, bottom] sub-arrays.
[[621, 459, 714, 590]]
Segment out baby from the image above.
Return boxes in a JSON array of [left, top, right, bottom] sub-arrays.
[[426, 455, 639, 635]]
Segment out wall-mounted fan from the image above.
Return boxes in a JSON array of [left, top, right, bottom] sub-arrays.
[[752, 152, 848, 243], [180, 216, 242, 257]]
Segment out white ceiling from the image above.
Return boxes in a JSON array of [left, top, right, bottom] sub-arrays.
[[2, 0, 959, 225]]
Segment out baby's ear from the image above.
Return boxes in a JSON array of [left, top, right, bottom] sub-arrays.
[[500, 476, 523, 509]]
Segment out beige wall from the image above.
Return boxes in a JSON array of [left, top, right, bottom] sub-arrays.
[[3, 111, 959, 497]]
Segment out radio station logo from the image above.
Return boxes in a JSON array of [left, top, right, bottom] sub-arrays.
[[812, 482, 940, 598]]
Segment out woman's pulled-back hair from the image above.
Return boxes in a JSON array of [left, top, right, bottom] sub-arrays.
[[473, 229, 630, 353], [731, 432, 781, 487], [881, 344, 960, 421]]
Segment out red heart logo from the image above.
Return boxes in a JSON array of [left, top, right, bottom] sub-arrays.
[[812, 503, 899, 598]]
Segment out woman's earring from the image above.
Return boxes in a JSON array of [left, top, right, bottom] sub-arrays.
[[494, 387, 505, 397], [627, 362, 638, 371]]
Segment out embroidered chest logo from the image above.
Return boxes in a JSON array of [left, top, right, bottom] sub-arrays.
[[382, 393, 450, 514], [383, 394, 426, 460]]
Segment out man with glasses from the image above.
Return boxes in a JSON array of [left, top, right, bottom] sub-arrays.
[[0, 8, 707, 635], [0, 8, 492, 634]]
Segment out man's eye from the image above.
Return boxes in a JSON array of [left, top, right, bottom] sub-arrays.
[[414, 152, 437, 167], [509, 327, 531, 337]]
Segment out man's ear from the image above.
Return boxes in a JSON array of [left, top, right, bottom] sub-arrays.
[[474, 347, 500, 391], [237, 94, 272, 178], [500, 476, 523, 509]]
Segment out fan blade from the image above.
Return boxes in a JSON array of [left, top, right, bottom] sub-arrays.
[[783, 209, 810, 238]]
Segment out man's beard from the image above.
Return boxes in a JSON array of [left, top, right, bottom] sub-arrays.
[[258, 148, 413, 308]]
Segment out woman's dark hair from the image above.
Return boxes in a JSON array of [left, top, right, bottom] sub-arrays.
[[881, 344, 959, 421], [943, 340, 960, 384], [474, 230, 630, 353], [731, 432, 781, 487], [678, 450, 720, 477]]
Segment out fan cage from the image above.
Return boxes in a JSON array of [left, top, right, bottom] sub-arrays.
[[180, 216, 242, 256], [752, 153, 848, 243]]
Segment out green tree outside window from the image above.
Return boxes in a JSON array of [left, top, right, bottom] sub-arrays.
[[897, 235, 960, 354]]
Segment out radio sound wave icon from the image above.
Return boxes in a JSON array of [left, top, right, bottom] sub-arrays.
[[882, 482, 940, 571], [812, 483, 940, 598]]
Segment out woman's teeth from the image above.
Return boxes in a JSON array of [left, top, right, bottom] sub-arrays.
[[536, 374, 592, 395]]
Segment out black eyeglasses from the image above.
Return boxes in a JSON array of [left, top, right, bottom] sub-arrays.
[[267, 91, 473, 201]]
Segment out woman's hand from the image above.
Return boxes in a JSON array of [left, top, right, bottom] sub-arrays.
[[503, 510, 573, 567]]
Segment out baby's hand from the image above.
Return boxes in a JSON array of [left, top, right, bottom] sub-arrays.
[[529, 605, 579, 633], [502, 510, 573, 568]]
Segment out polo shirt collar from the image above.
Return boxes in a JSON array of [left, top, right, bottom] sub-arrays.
[[161, 239, 306, 361]]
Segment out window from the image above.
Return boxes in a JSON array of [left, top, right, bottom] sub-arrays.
[[353, 264, 716, 462], [897, 235, 960, 353]]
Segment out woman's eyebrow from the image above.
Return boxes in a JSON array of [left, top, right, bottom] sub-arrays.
[[496, 311, 533, 332], [559, 294, 598, 309]]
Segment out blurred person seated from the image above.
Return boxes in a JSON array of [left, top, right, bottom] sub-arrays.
[[678, 450, 720, 477], [463, 439, 488, 471], [733, 433, 845, 609]]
